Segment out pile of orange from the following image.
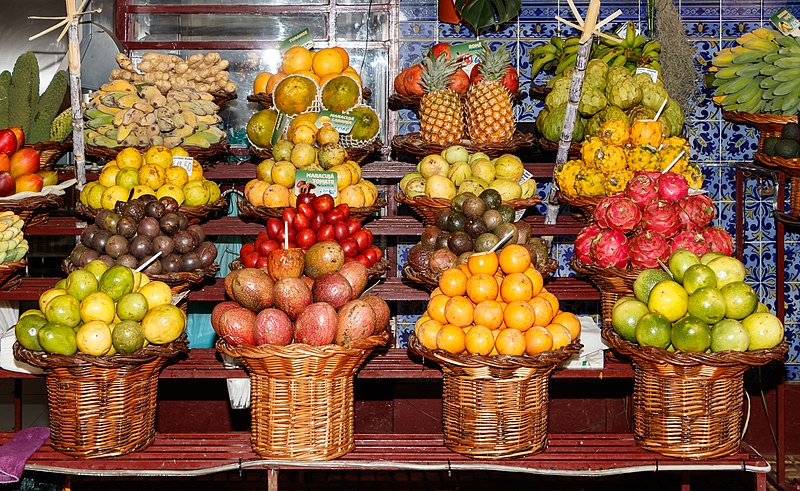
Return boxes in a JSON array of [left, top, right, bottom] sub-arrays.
[[414, 245, 581, 357], [253, 46, 362, 94]]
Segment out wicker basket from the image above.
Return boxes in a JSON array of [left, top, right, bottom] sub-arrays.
[[721, 110, 796, 131], [237, 196, 386, 221], [85, 140, 230, 166], [0, 193, 65, 229], [408, 333, 581, 459], [571, 258, 640, 327], [13, 334, 189, 459], [26, 140, 72, 170], [216, 330, 390, 460], [75, 198, 228, 226], [0, 259, 26, 292], [249, 139, 381, 165], [748, 123, 800, 215], [392, 132, 536, 159], [62, 257, 218, 294], [388, 90, 525, 110], [554, 191, 603, 222], [602, 327, 788, 459], [395, 192, 540, 226]]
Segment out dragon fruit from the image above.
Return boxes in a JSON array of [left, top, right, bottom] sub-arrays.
[[636, 171, 662, 181], [593, 198, 612, 229], [590, 229, 630, 268], [641, 200, 681, 238], [658, 172, 689, 203], [605, 195, 642, 234], [625, 173, 660, 209], [574, 223, 603, 263], [675, 194, 716, 231], [628, 230, 671, 268], [670, 231, 710, 256], [702, 226, 734, 256]]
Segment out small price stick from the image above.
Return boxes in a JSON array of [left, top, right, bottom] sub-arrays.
[[284, 221, 289, 250], [661, 149, 686, 174], [136, 251, 163, 272]]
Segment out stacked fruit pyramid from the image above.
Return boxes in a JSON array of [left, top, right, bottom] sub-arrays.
[[409, 246, 581, 458]]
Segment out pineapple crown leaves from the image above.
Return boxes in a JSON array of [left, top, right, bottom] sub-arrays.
[[420, 53, 461, 94], [455, 0, 521, 33], [478, 44, 512, 83]]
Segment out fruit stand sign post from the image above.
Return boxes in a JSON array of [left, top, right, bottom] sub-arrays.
[[28, 0, 100, 190]]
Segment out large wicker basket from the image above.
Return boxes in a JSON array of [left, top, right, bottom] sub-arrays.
[[13, 334, 189, 459], [0, 259, 27, 292], [0, 193, 65, 228], [237, 196, 386, 221], [554, 191, 603, 222], [75, 198, 228, 226], [216, 330, 390, 460], [392, 132, 536, 158], [408, 334, 581, 459], [602, 327, 788, 459], [395, 192, 540, 226]]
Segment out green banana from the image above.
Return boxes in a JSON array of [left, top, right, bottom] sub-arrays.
[[713, 64, 742, 80], [735, 62, 767, 78], [554, 52, 577, 75], [772, 76, 800, 97], [550, 36, 564, 51], [733, 49, 776, 64], [774, 56, 800, 69], [530, 52, 557, 79], [716, 76, 752, 95]]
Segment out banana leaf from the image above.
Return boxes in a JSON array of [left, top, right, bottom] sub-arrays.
[[454, 0, 521, 32]]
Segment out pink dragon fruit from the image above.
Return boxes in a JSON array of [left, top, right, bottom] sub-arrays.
[[593, 198, 613, 229], [670, 231, 710, 256], [625, 173, 660, 210], [675, 194, 716, 231], [641, 200, 681, 238], [574, 223, 603, 263], [658, 172, 689, 203], [702, 226, 734, 256], [636, 171, 662, 181], [628, 230, 671, 268], [605, 195, 642, 234], [590, 229, 630, 268]]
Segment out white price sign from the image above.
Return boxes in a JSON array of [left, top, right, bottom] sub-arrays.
[[172, 155, 194, 176]]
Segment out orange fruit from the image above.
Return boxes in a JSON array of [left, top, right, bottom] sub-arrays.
[[342, 66, 362, 86], [546, 323, 572, 349], [312, 47, 346, 76], [524, 326, 554, 355], [473, 300, 504, 330], [430, 287, 444, 297], [539, 288, 559, 314], [253, 72, 272, 94], [465, 325, 494, 356], [523, 267, 544, 297], [439, 268, 468, 297], [490, 329, 501, 355], [274, 75, 318, 115], [499, 244, 532, 274], [266, 71, 288, 94], [457, 264, 472, 278], [296, 70, 321, 85], [416, 320, 442, 350], [333, 47, 350, 68], [495, 328, 526, 356], [500, 272, 533, 303], [466, 273, 499, 304], [552, 311, 581, 340], [436, 324, 466, 354], [528, 295, 555, 327], [318, 72, 340, 89], [503, 300, 535, 332], [282, 46, 313, 74], [444, 296, 474, 328], [467, 252, 499, 275], [414, 314, 432, 332], [427, 294, 449, 324]]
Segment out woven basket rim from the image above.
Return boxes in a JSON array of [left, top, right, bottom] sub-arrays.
[[13, 333, 189, 369], [0, 192, 65, 211], [721, 110, 797, 127], [215, 330, 390, 360], [401, 264, 440, 291], [392, 132, 536, 158], [62, 256, 218, 286], [75, 198, 227, 222], [571, 257, 642, 282], [237, 196, 386, 220], [555, 190, 607, 208], [538, 137, 582, 156], [754, 151, 800, 172], [388, 89, 526, 108], [395, 192, 540, 210], [602, 327, 788, 368], [408, 332, 582, 370]]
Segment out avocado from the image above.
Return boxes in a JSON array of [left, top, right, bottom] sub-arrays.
[[774, 139, 800, 158], [781, 122, 800, 141], [763, 136, 781, 156]]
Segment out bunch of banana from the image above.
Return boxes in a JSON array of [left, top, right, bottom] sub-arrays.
[[710, 27, 800, 114], [530, 22, 661, 80], [0, 212, 28, 264], [84, 80, 226, 149]]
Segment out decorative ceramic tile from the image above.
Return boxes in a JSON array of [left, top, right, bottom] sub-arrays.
[[398, 121, 420, 134], [518, 21, 558, 39], [687, 120, 719, 162], [519, 5, 559, 21], [554, 242, 576, 278], [743, 199, 773, 243], [721, 122, 758, 163], [680, 4, 721, 21], [399, 41, 428, 66], [721, 21, 764, 37], [437, 21, 477, 38], [684, 21, 720, 38], [400, 21, 436, 39], [397, 301, 427, 348], [399, 5, 437, 22], [720, 7, 764, 21], [481, 22, 520, 39], [700, 165, 721, 200], [716, 165, 737, 201], [783, 282, 800, 324], [396, 242, 413, 275], [714, 201, 737, 237]]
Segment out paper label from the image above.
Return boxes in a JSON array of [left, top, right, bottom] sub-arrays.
[[294, 169, 338, 197], [635, 67, 659, 83], [430, 41, 483, 75], [615, 23, 639, 38], [315, 111, 357, 133], [172, 155, 194, 176], [772, 8, 800, 37], [130, 55, 143, 75], [270, 111, 289, 147], [518, 169, 533, 185], [280, 29, 314, 53], [514, 209, 526, 222]]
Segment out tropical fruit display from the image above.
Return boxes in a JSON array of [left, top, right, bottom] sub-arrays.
[[110, 52, 237, 95], [611, 249, 784, 353], [0, 211, 27, 263], [573, 171, 733, 269], [0, 52, 69, 144], [239, 194, 382, 268], [710, 27, 800, 115], [84, 81, 226, 149], [762, 122, 800, 158], [414, 246, 580, 356], [253, 45, 362, 95], [530, 22, 662, 79], [79, 146, 221, 209], [537, 59, 685, 147], [69, 196, 218, 275], [405, 189, 552, 281], [215, 244, 389, 347], [0, 128, 58, 196], [554, 121, 700, 198], [399, 146, 535, 201], [15, 264, 185, 356]]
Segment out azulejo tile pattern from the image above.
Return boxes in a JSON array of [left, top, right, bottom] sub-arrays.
[[397, 0, 799, 377]]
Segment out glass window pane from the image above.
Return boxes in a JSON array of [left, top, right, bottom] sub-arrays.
[[335, 11, 390, 42], [132, 13, 328, 42]]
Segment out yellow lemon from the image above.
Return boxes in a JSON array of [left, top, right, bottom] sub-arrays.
[[98, 164, 120, 188], [87, 183, 106, 209], [188, 161, 204, 181], [165, 166, 189, 188], [115, 168, 140, 190], [142, 304, 186, 345], [131, 185, 156, 200], [133, 271, 150, 292], [183, 180, 210, 206], [138, 164, 166, 190], [116, 148, 143, 169], [156, 184, 185, 205], [76, 321, 113, 356], [169, 146, 190, 158], [271, 160, 297, 188], [79, 291, 116, 324], [101, 185, 130, 210], [138, 281, 172, 308], [144, 146, 173, 168]]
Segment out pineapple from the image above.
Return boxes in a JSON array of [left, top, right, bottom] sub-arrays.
[[419, 54, 464, 145], [465, 46, 515, 144]]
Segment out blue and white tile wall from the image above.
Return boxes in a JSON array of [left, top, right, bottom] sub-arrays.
[[396, 0, 800, 379]]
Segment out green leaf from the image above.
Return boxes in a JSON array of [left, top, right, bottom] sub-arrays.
[[454, 0, 521, 32]]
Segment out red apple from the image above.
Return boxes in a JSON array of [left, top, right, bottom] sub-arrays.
[[0, 154, 9, 172], [9, 148, 40, 178], [8, 128, 23, 151], [430, 42, 451, 60], [15, 173, 43, 193], [0, 130, 17, 156], [0, 172, 15, 197], [470, 64, 519, 93]]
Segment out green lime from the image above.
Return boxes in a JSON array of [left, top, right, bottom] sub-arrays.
[[671, 316, 711, 353], [84, 259, 110, 281], [15, 314, 48, 351], [711, 319, 749, 352], [116, 292, 149, 321], [38, 323, 78, 355], [98, 265, 134, 301], [721, 281, 758, 320], [635, 312, 672, 349], [682, 264, 717, 294], [687, 287, 727, 324], [112, 320, 145, 354], [668, 249, 700, 284], [611, 298, 650, 342]]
